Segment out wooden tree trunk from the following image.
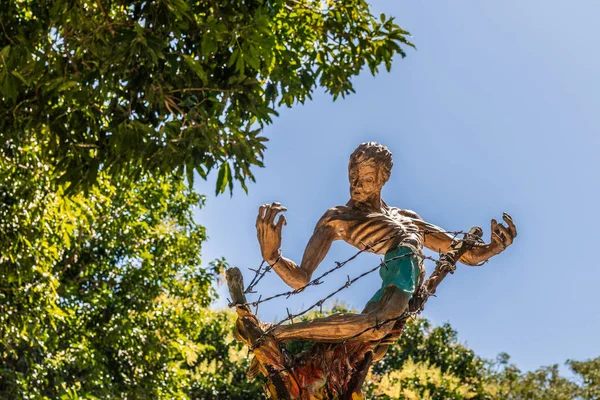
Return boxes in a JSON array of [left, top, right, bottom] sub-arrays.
[[225, 228, 482, 400]]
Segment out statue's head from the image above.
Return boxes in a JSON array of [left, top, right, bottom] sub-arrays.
[[348, 142, 393, 203]]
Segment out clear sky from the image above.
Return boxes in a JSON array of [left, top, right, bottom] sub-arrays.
[[195, 0, 600, 373]]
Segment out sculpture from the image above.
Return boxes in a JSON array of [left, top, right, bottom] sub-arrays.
[[226, 142, 517, 399]]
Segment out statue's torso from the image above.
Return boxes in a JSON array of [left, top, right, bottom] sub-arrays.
[[324, 205, 424, 255]]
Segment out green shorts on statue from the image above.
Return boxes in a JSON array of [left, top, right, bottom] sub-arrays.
[[367, 245, 420, 304]]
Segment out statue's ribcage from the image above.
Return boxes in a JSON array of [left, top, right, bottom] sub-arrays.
[[345, 214, 421, 254]]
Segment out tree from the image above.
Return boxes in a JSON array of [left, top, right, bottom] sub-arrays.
[[366, 319, 600, 400], [0, 0, 413, 194], [492, 364, 578, 400], [568, 357, 600, 400], [1, 2, 416, 397], [370, 319, 493, 399], [0, 136, 248, 398]]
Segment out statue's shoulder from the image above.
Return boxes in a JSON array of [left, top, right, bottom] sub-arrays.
[[318, 206, 352, 224], [323, 205, 351, 217], [391, 207, 422, 220]]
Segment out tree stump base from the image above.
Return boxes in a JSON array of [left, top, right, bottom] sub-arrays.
[[226, 268, 396, 400]]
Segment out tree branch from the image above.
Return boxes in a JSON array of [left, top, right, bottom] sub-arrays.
[[96, 0, 116, 37], [0, 17, 15, 45], [63, 25, 81, 77]]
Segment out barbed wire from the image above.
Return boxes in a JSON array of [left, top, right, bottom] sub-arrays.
[[230, 229, 485, 356], [268, 251, 418, 327], [244, 260, 268, 294], [238, 229, 482, 312], [242, 233, 404, 307]]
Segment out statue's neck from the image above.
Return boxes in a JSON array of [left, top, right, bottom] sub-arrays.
[[347, 196, 386, 213]]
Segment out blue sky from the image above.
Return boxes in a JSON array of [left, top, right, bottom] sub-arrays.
[[195, 0, 600, 373]]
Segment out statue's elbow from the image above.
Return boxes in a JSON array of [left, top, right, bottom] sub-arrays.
[[462, 255, 482, 267], [290, 274, 310, 290]]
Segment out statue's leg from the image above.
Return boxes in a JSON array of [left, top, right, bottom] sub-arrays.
[[272, 285, 410, 343]]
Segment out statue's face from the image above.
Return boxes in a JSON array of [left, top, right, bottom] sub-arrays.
[[348, 164, 383, 203]]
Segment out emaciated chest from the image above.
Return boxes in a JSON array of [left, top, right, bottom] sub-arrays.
[[330, 211, 421, 254]]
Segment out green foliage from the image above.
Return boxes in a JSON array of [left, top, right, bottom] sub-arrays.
[[0, 0, 413, 194], [0, 2, 408, 398], [569, 357, 600, 400], [369, 357, 486, 399], [491, 364, 578, 400], [359, 317, 489, 399], [490, 354, 600, 400], [365, 319, 599, 400], [0, 137, 256, 398], [376, 319, 488, 379], [188, 310, 264, 399]]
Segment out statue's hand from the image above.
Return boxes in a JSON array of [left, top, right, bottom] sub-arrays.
[[256, 202, 287, 263], [487, 213, 517, 256]]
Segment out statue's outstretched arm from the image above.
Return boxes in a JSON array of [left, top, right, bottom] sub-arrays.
[[400, 209, 517, 266], [256, 202, 337, 289]]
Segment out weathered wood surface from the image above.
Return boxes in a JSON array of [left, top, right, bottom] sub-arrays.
[[226, 227, 483, 400]]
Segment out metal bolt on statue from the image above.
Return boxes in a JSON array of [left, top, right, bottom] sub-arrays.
[[226, 142, 517, 400]]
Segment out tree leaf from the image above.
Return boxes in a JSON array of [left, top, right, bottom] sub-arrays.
[[215, 162, 230, 195]]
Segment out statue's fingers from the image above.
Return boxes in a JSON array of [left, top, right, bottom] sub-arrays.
[[256, 204, 268, 226], [276, 214, 287, 231], [262, 204, 271, 218], [272, 207, 288, 223], [491, 219, 498, 236], [491, 232, 503, 246], [490, 219, 502, 244], [503, 213, 517, 238], [266, 206, 287, 223], [496, 223, 509, 236], [496, 224, 511, 246], [266, 202, 282, 220]]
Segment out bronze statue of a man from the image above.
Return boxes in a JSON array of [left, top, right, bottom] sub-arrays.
[[256, 142, 516, 343]]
